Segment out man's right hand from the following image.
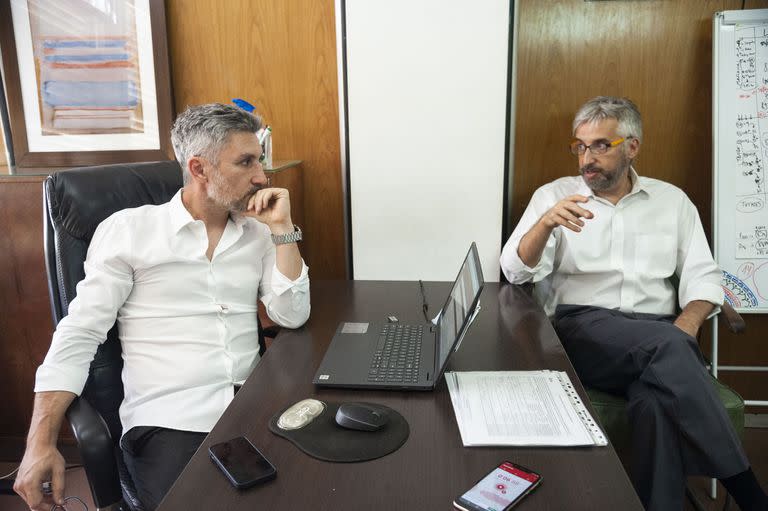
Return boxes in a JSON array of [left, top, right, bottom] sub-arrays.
[[539, 194, 593, 232], [516, 194, 595, 268], [14, 444, 66, 510]]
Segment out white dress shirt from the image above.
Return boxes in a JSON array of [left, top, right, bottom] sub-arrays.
[[35, 190, 310, 436], [500, 169, 723, 317]]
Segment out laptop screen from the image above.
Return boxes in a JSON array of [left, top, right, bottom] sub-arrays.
[[436, 243, 484, 372]]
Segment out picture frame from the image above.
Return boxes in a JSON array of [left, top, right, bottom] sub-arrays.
[[0, 0, 174, 171]]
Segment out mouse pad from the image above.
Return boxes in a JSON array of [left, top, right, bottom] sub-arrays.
[[268, 402, 409, 462]]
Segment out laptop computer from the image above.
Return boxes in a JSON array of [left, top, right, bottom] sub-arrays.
[[313, 243, 484, 390]]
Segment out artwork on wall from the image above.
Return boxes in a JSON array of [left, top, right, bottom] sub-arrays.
[[0, 0, 173, 171]]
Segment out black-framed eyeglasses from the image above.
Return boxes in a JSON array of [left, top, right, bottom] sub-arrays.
[[569, 136, 631, 156]]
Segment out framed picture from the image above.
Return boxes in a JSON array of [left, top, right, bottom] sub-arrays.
[[0, 0, 174, 171]]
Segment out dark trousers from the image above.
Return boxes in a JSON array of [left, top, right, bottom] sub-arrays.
[[122, 426, 207, 510], [553, 305, 748, 511]]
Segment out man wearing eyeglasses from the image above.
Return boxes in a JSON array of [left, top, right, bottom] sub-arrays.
[[500, 96, 766, 511]]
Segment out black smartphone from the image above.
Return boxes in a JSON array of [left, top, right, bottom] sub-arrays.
[[208, 436, 277, 489], [453, 461, 542, 511]]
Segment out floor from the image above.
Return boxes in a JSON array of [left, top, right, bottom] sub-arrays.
[[0, 424, 766, 510]]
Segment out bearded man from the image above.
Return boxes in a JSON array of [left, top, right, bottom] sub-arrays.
[[500, 96, 766, 511], [15, 103, 310, 511]]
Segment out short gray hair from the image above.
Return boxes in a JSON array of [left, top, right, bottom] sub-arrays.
[[171, 103, 262, 184], [572, 96, 642, 143]]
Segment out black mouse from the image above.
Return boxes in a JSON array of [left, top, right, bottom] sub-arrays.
[[335, 402, 390, 431]]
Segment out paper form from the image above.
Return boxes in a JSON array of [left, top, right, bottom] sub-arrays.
[[445, 371, 607, 447]]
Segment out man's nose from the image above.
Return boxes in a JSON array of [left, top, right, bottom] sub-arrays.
[[252, 164, 268, 186], [581, 148, 597, 165]]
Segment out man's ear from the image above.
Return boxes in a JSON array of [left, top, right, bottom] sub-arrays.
[[626, 137, 640, 160], [187, 156, 207, 183]]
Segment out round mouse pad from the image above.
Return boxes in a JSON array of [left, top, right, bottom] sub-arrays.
[[268, 401, 409, 462]]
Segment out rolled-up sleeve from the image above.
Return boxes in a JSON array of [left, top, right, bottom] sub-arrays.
[[500, 187, 557, 284], [35, 216, 134, 395], [258, 244, 310, 329], [676, 197, 723, 312]]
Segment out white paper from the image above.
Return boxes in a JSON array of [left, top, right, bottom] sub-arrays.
[[445, 370, 607, 447]]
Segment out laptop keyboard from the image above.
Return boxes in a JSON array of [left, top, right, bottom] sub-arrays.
[[367, 324, 424, 383]]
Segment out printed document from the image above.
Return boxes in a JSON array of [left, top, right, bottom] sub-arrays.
[[445, 370, 607, 447]]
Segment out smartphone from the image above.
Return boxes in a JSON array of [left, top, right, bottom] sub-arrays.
[[208, 436, 277, 489], [453, 461, 542, 511]]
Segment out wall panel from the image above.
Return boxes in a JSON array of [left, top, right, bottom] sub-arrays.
[[0, 177, 58, 446], [344, 0, 509, 281], [166, 0, 345, 278]]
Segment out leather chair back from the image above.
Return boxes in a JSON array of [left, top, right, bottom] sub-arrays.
[[43, 161, 183, 509]]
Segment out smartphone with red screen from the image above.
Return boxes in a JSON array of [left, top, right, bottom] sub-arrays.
[[453, 461, 542, 511]]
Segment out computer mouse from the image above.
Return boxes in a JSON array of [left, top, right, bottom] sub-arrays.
[[335, 402, 390, 431]]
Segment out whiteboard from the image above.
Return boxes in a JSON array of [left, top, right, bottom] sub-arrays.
[[714, 9, 768, 312], [341, 0, 510, 281]]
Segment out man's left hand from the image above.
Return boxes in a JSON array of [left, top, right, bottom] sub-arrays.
[[245, 188, 293, 231]]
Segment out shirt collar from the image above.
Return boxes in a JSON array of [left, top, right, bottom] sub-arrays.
[[169, 189, 249, 236], [169, 189, 196, 234]]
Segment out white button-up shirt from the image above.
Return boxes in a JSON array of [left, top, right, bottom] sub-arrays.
[[35, 190, 310, 435], [501, 169, 723, 317]]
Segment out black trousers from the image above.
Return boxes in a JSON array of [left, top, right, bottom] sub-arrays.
[[122, 426, 207, 510], [553, 304, 748, 511]]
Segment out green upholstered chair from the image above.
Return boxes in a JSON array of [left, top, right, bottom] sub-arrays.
[[586, 372, 746, 454]]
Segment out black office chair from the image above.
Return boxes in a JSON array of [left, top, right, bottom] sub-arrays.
[[43, 161, 274, 510]]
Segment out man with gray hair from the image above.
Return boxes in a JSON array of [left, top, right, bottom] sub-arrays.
[[501, 96, 766, 510], [14, 103, 310, 510]]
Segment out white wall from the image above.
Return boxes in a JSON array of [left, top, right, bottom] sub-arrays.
[[343, 0, 510, 281]]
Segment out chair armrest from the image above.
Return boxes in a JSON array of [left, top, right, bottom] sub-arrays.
[[262, 325, 280, 339], [66, 397, 123, 509], [719, 303, 746, 334]]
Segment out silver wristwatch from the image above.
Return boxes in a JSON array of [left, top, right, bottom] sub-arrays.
[[271, 225, 302, 245]]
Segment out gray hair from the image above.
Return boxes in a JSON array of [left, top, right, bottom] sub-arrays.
[[572, 96, 642, 143], [171, 103, 263, 184]]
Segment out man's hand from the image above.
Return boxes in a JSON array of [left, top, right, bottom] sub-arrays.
[[517, 195, 594, 268], [540, 194, 593, 233], [14, 444, 66, 510], [245, 188, 293, 233]]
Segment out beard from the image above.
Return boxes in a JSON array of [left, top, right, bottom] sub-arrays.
[[579, 152, 631, 193], [208, 170, 261, 213]]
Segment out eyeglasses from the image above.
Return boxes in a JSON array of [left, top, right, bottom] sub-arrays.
[[569, 136, 630, 156]]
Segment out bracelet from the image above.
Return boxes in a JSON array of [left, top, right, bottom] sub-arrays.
[[271, 225, 302, 245]]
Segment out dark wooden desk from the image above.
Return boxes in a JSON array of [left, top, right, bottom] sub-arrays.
[[158, 281, 643, 511]]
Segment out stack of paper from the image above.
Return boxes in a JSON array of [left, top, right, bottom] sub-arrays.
[[445, 370, 607, 447]]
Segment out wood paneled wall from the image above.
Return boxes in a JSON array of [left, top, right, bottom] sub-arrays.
[[165, 0, 345, 278], [512, 0, 768, 407], [0, 177, 59, 447]]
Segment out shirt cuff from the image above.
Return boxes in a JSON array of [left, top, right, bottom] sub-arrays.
[[502, 249, 543, 284], [680, 281, 724, 317], [34, 364, 87, 396], [270, 260, 309, 296]]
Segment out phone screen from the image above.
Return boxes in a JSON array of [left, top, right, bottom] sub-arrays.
[[209, 436, 276, 488], [455, 462, 540, 511]]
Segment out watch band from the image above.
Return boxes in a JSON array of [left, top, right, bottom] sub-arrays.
[[271, 225, 302, 245]]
